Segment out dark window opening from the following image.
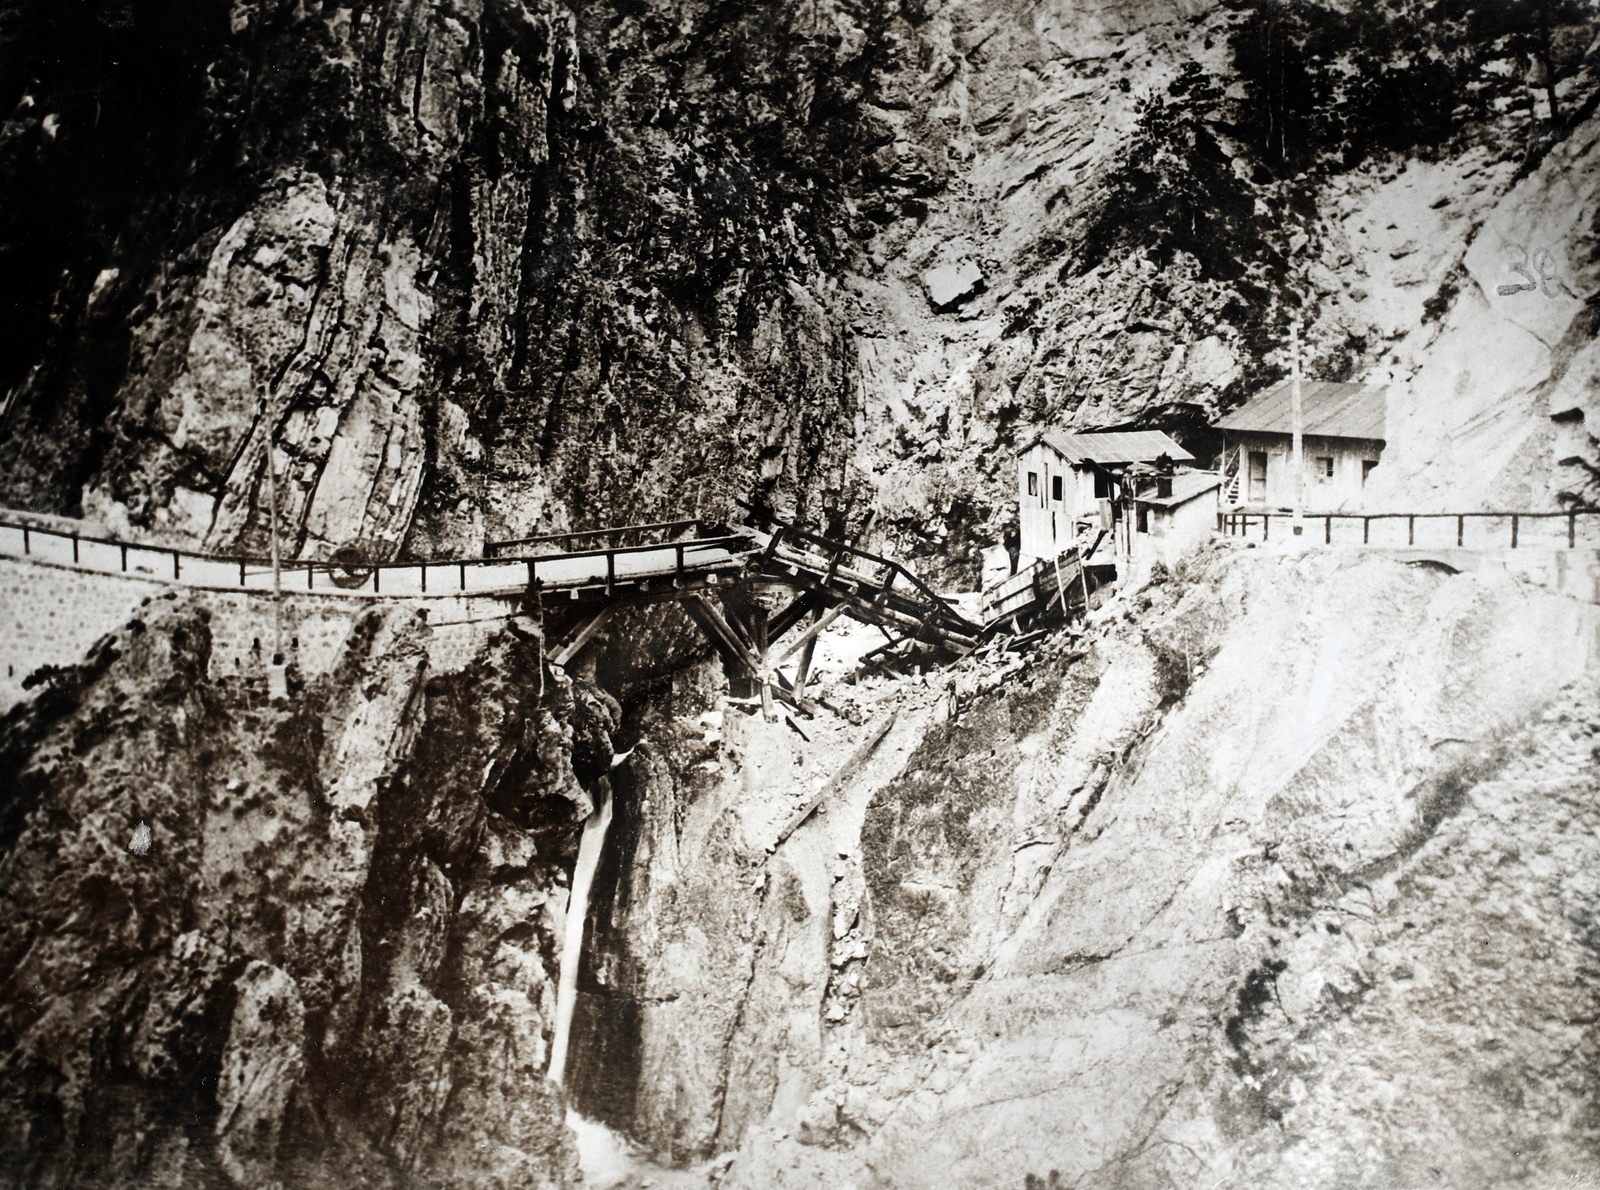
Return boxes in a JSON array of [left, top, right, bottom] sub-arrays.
[[1027, 471, 1038, 496], [1136, 505, 1149, 533], [1316, 456, 1333, 479], [1051, 475, 1063, 502], [1093, 471, 1110, 499]]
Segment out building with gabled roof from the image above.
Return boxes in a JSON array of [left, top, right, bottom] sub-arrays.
[[1218, 379, 1387, 512], [1016, 427, 1194, 563]]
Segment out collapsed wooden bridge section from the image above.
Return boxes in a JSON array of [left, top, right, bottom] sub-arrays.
[[486, 505, 984, 710], [0, 504, 1078, 711]]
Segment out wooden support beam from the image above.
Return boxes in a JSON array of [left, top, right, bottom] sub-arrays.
[[858, 635, 907, 666], [774, 604, 847, 667], [754, 605, 775, 721], [681, 595, 762, 677], [768, 587, 823, 641], [720, 600, 761, 657], [1044, 555, 1083, 616], [794, 611, 824, 694], [552, 605, 616, 667], [768, 712, 898, 854]]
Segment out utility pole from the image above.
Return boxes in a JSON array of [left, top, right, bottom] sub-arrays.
[[1290, 317, 1304, 537], [259, 396, 288, 702], [266, 426, 284, 662]]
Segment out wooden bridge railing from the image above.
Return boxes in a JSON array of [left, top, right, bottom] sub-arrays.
[[735, 501, 982, 639], [483, 518, 706, 557], [1218, 509, 1600, 550], [0, 518, 543, 597], [0, 516, 750, 600]]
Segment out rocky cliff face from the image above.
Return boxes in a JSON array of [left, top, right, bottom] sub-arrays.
[[6, 0, 1599, 579], [0, 594, 624, 1189], [514, 542, 1600, 1188], [0, 0, 896, 560]]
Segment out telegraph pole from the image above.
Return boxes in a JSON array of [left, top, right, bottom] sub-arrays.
[[267, 437, 283, 662], [1290, 317, 1304, 537], [258, 395, 286, 684]]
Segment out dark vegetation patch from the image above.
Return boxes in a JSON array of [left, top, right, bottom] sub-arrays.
[[857, 649, 1091, 1044], [1077, 0, 1597, 408]]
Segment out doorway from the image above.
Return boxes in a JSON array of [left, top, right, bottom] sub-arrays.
[[1247, 451, 1268, 502]]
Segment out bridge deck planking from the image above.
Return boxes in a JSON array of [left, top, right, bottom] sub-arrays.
[[0, 514, 980, 701]]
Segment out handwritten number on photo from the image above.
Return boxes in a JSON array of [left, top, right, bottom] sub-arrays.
[[1497, 244, 1557, 298]]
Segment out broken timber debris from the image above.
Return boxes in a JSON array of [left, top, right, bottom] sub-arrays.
[[768, 711, 899, 855]]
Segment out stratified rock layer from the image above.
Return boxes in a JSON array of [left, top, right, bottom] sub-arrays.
[[0, 0, 886, 558]]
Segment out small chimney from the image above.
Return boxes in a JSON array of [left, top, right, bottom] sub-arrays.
[[1157, 476, 1173, 499]]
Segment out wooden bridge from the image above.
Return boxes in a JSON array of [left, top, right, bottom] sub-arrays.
[[0, 506, 989, 715], [486, 504, 983, 711]]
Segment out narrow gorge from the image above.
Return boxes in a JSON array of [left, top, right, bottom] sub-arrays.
[[3, 0, 1600, 1188]]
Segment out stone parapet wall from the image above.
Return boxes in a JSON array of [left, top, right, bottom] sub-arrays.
[[0, 556, 525, 711]]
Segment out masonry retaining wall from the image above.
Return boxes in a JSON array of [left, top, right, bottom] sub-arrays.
[[0, 556, 527, 712]]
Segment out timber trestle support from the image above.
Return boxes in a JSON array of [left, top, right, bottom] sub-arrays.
[[485, 506, 983, 712]]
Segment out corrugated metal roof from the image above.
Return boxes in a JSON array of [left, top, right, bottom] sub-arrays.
[[1216, 380, 1387, 440], [1034, 428, 1195, 464], [1142, 471, 1221, 508]]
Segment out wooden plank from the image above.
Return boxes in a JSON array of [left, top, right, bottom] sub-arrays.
[[681, 595, 762, 676], [768, 711, 899, 854], [793, 610, 823, 694], [768, 587, 823, 641], [551, 604, 616, 667], [774, 604, 848, 667]]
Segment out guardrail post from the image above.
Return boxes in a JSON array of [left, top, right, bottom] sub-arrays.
[[675, 543, 685, 587], [1263, 515, 1269, 542], [1457, 515, 1464, 548], [1363, 517, 1370, 545], [422, 562, 428, 593], [459, 562, 466, 592], [606, 550, 615, 595], [239, 559, 246, 586], [1324, 516, 1331, 544], [173, 551, 180, 579], [22, 528, 28, 554], [120, 544, 127, 572], [72, 535, 78, 563], [1569, 512, 1577, 549], [1407, 515, 1414, 547], [1511, 514, 1519, 549], [374, 566, 381, 594], [307, 564, 313, 590]]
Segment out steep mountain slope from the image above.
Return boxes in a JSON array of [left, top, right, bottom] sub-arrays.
[[712, 546, 1600, 1188], [4, 0, 1598, 580]]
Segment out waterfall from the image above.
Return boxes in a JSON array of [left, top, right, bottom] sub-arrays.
[[548, 780, 614, 1085]]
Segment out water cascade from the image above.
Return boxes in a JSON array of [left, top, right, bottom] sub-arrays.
[[548, 780, 615, 1085]]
